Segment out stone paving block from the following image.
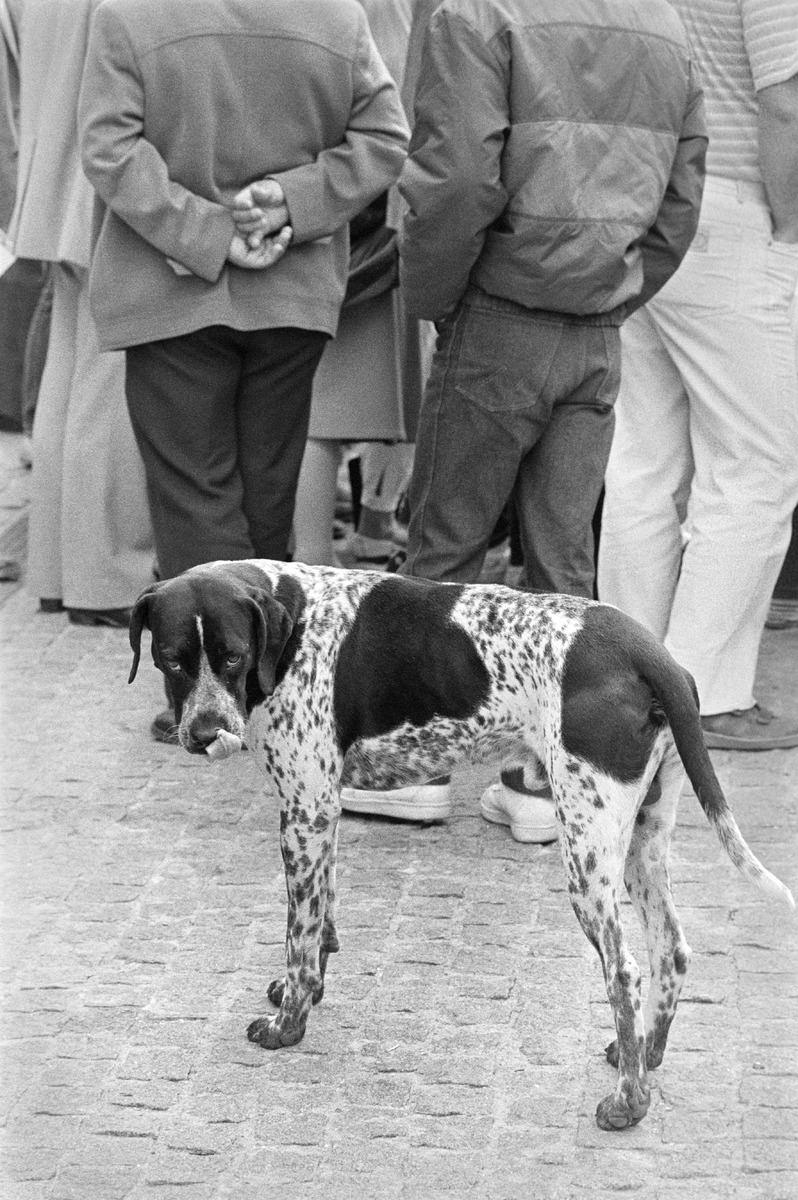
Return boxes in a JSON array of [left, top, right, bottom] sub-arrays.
[[48, 1165, 136, 1200], [743, 1138, 798, 1173], [740, 1070, 798, 1109], [736, 1173, 798, 1200], [223, 1148, 321, 1191]]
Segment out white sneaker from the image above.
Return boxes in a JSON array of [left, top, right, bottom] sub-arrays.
[[480, 782, 557, 844], [340, 780, 452, 822]]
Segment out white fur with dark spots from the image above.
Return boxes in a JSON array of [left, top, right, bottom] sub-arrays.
[[128, 559, 794, 1132]]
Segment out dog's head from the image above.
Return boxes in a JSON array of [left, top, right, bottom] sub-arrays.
[[128, 562, 305, 752]]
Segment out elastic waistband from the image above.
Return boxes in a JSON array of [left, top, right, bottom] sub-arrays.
[[704, 174, 769, 205]]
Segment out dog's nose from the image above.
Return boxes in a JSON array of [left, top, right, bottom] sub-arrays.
[[187, 718, 225, 754]]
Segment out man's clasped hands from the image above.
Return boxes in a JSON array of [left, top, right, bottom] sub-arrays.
[[228, 177, 293, 269]]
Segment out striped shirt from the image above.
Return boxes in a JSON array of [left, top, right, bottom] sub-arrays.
[[670, 0, 798, 182]]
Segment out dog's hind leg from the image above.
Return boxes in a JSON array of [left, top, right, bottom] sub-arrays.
[[316, 821, 340, 1005], [248, 774, 341, 1050], [552, 758, 651, 1130], [608, 741, 692, 1072]]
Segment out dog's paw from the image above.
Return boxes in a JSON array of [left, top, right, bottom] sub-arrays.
[[595, 1084, 650, 1131], [267, 978, 285, 1007], [246, 1015, 305, 1049]]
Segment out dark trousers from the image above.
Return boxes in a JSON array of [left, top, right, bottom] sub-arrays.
[[22, 264, 55, 435], [126, 324, 327, 579], [0, 258, 48, 432]]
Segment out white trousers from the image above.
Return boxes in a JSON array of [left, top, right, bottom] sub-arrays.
[[28, 264, 154, 608], [598, 177, 798, 714]]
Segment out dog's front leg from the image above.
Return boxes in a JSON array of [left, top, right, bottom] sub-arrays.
[[247, 789, 339, 1050]]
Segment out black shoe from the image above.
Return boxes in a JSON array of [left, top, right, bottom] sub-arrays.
[[68, 607, 131, 629], [151, 709, 179, 745], [39, 598, 64, 614]]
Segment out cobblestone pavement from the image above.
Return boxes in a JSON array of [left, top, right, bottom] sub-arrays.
[[1, 435, 797, 1200]]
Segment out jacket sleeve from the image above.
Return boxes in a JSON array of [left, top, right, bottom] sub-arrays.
[[398, 9, 509, 321], [78, 4, 234, 283], [270, 9, 409, 244], [626, 63, 707, 317]]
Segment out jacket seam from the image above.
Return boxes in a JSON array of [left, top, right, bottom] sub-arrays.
[[485, 20, 690, 57], [134, 30, 354, 66]]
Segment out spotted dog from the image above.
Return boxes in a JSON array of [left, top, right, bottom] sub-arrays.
[[128, 560, 794, 1131]]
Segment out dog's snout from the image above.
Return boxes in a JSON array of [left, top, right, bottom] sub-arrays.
[[187, 716, 226, 753]]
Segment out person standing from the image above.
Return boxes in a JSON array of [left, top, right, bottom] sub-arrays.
[[291, 0, 421, 571], [8, 0, 154, 625], [598, 0, 798, 750], [79, 0, 408, 739], [341, 0, 707, 835]]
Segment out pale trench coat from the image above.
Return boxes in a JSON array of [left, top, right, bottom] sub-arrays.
[[8, 0, 153, 610]]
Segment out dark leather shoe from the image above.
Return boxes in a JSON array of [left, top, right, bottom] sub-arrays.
[[151, 709, 179, 745], [701, 704, 798, 751], [68, 607, 131, 629]]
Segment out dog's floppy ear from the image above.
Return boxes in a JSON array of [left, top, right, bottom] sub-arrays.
[[128, 583, 160, 683], [248, 574, 305, 698]]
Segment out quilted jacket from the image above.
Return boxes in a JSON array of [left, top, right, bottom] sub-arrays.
[[399, 0, 707, 321]]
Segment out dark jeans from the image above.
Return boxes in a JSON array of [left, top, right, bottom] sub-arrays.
[[402, 287, 621, 597], [0, 258, 48, 432], [126, 324, 327, 579]]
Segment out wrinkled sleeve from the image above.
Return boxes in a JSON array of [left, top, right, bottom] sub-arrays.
[[399, 10, 509, 321], [78, 3, 234, 283], [270, 9, 409, 244], [627, 61, 707, 316]]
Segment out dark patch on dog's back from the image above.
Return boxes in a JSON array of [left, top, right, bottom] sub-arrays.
[[561, 606, 665, 782], [333, 576, 491, 754]]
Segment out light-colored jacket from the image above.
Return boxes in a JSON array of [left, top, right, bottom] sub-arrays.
[[400, 0, 707, 321], [79, 0, 409, 351], [8, 0, 99, 266]]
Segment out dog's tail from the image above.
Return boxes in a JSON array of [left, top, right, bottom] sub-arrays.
[[624, 616, 796, 910]]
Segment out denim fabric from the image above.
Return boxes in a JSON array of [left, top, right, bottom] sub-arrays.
[[402, 286, 621, 595]]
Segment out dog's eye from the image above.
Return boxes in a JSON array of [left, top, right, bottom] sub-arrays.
[[163, 658, 182, 673], [226, 653, 242, 668]]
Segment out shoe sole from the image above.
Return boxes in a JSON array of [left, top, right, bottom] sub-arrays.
[[480, 787, 557, 844], [340, 785, 451, 823], [703, 731, 798, 751]]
